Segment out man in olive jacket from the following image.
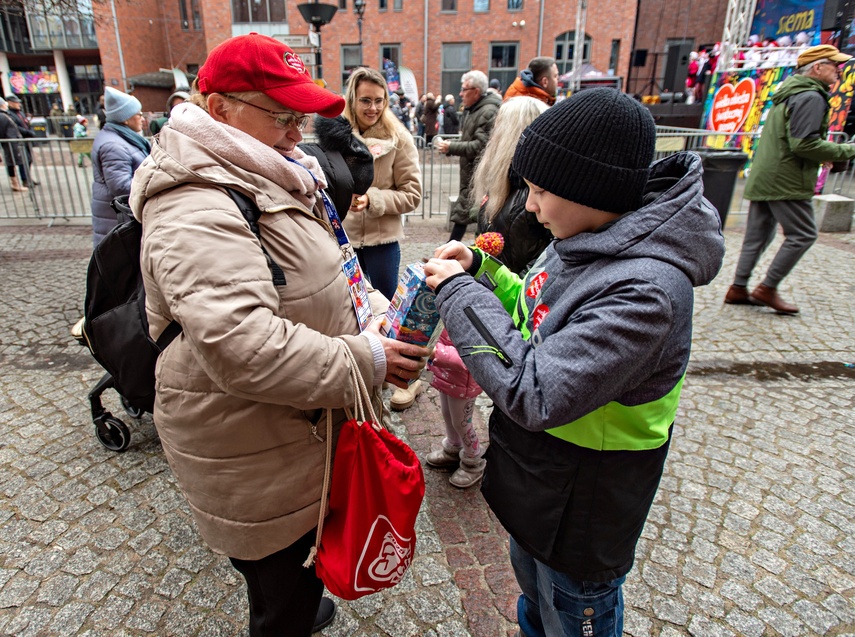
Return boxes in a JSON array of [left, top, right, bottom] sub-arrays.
[[725, 44, 855, 314], [435, 69, 502, 241]]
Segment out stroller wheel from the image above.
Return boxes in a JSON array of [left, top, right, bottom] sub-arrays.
[[94, 415, 131, 452], [121, 396, 144, 419]]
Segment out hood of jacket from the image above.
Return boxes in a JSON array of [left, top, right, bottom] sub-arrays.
[[130, 102, 325, 218], [313, 115, 373, 164], [771, 73, 829, 105], [553, 152, 724, 288]]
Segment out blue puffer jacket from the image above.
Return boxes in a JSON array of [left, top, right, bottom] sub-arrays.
[[90, 126, 148, 246]]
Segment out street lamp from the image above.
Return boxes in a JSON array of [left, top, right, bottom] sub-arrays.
[[354, 0, 366, 66], [297, 2, 338, 81]]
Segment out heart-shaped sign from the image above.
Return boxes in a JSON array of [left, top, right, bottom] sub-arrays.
[[710, 78, 755, 133]]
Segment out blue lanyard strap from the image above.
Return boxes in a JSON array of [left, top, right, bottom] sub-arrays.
[[285, 156, 350, 248]]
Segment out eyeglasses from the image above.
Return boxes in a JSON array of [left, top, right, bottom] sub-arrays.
[[460, 86, 478, 92], [222, 94, 310, 131], [357, 97, 386, 109], [818, 60, 841, 70]]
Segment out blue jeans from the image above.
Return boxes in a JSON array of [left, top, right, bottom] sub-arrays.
[[510, 537, 625, 637], [355, 242, 401, 301]]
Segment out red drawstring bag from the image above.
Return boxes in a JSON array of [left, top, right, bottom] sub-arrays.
[[305, 342, 425, 600]]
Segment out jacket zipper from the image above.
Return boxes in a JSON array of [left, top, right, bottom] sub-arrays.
[[463, 306, 513, 368]]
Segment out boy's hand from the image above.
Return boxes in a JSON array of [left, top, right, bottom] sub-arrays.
[[433, 241, 474, 269], [424, 258, 465, 290]]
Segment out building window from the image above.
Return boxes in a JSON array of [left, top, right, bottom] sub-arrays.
[[179, 0, 190, 29], [232, 0, 286, 23], [441, 0, 456, 11], [393, 0, 403, 10], [489, 42, 518, 91], [507, 0, 522, 9], [339, 0, 346, 8], [342, 44, 362, 88], [442, 42, 471, 100], [554, 31, 591, 75], [381, 44, 401, 70], [474, 0, 489, 12], [190, 0, 202, 29], [608, 39, 620, 75], [379, 0, 387, 10]]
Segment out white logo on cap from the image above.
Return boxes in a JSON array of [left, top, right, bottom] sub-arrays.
[[284, 51, 306, 75]]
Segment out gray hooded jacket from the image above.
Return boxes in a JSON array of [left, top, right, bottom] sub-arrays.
[[435, 152, 725, 580]]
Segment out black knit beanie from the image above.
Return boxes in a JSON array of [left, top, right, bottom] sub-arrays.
[[512, 88, 656, 214]]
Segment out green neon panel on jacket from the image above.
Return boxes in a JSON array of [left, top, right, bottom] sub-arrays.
[[473, 247, 682, 451]]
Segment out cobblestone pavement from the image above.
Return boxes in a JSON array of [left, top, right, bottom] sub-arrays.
[[1, 217, 854, 636]]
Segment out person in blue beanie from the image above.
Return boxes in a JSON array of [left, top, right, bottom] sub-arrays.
[[424, 88, 725, 637], [90, 86, 150, 246]]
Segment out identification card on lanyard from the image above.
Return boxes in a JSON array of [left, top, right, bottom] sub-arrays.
[[320, 189, 374, 331], [342, 254, 373, 331]]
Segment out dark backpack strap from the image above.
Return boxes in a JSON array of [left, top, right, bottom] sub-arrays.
[[155, 320, 182, 351], [111, 195, 135, 224], [225, 188, 287, 286]]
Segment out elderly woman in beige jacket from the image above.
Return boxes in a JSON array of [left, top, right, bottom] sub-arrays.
[[342, 67, 422, 303], [129, 34, 428, 637]]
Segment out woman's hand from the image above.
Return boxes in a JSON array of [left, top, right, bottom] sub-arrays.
[[366, 318, 431, 388], [350, 194, 369, 213], [435, 139, 450, 154], [423, 258, 465, 291]]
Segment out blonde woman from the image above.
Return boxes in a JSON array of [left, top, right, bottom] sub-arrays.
[[342, 67, 422, 302], [472, 96, 552, 274], [422, 97, 552, 488]]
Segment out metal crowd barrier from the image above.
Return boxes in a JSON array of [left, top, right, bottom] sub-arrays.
[[0, 137, 94, 222], [4, 129, 855, 223]]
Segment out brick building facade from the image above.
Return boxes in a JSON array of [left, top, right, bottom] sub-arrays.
[[3, 0, 731, 116], [92, 0, 729, 107]]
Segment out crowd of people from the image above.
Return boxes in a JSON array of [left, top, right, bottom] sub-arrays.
[[684, 32, 816, 103]]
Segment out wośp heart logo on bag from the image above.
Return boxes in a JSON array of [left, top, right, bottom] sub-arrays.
[[355, 515, 414, 593]]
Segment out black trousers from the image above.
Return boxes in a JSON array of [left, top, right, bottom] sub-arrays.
[[229, 529, 324, 637]]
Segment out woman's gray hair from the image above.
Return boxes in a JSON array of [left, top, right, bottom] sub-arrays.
[[461, 70, 489, 93]]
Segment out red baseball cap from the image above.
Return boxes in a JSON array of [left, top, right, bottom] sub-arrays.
[[197, 33, 344, 118]]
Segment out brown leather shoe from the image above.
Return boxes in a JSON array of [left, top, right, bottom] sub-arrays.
[[724, 284, 756, 305], [750, 284, 799, 315]]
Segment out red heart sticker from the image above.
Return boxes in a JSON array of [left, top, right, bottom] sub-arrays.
[[710, 78, 755, 133], [532, 304, 549, 331], [526, 272, 548, 299]]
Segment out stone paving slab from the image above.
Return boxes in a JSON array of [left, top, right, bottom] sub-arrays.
[[0, 220, 854, 636]]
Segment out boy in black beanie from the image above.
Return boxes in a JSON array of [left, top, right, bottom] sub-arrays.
[[424, 88, 725, 636]]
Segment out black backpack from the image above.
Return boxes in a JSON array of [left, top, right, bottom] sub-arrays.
[[82, 190, 284, 413]]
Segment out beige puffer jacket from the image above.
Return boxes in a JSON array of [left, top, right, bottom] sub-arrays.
[[342, 120, 421, 247], [129, 103, 384, 560]]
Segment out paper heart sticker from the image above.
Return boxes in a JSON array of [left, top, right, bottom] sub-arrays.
[[710, 78, 755, 133]]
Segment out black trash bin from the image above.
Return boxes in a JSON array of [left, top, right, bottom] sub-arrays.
[[30, 117, 47, 138], [59, 118, 75, 138], [697, 149, 748, 227]]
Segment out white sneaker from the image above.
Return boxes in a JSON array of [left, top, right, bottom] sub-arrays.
[[390, 379, 423, 411]]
